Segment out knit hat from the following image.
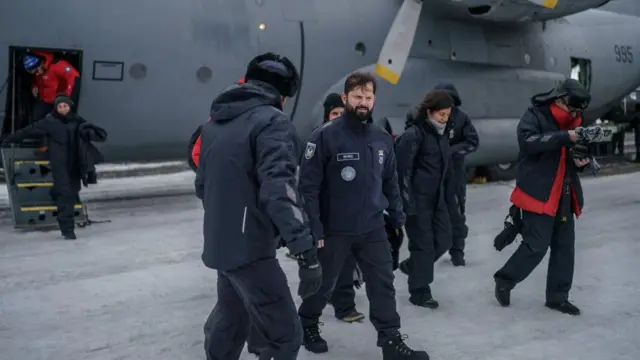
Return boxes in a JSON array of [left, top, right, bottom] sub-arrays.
[[323, 93, 344, 121], [53, 94, 74, 108]]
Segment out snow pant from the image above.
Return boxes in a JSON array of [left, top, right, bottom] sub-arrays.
[[51, 171, 81, 233], [298, 227, 401, 346], [446, 161, 469, 257], [204, 258, 302, 360], [494, 201, 576, 303], [404, 200, 452, 296], [329, 253, 357, 318]]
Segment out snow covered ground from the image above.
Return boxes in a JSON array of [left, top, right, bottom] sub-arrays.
[[0, 171, 196, 210], [0, 173, 638, 360], [95, 161, 186, 173]]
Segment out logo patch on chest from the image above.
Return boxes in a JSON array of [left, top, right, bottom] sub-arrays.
[[341, 166, 356, 182], [337, 152, 359, 161], [304, 142, 316, 159], [449, 129, 455, 139], [378, 149, 385, 164]]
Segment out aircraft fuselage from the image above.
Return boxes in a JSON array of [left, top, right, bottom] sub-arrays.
[[0, 0, 639, 167]]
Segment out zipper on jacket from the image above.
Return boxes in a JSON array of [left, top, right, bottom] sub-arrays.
[[241, 206, 247, 234]]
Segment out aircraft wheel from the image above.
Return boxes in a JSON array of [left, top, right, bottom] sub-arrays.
[[486, 162, 517, 181]]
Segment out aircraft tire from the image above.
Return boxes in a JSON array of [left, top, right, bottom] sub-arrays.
[[486, 162, 517, 181]]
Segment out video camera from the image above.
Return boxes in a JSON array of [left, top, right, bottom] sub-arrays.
[[569, 125, 604, 174]]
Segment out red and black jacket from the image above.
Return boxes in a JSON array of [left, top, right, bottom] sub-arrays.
[[510, 104, 585, 217]]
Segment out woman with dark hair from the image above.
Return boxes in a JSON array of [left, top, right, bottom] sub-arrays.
[[395, 90, 455, 309]]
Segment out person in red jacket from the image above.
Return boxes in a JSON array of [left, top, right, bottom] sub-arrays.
[[493, 79, 593, 316], [23, 52, 80, 122]]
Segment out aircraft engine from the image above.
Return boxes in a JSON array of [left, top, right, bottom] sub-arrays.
[[375, 0, 612, 84], [458, 0, 612, 22]]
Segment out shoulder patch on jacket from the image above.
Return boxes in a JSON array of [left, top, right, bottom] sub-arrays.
[[304, 142, 316, 159]]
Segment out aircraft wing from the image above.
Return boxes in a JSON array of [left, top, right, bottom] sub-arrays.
[[447, 0, 613, 22], [376, 0, 613, 84]]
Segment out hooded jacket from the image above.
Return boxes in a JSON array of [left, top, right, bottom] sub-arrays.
[[1, 110, 106, 190], [395, 107, 453, 215], [195, 80, 314, 271], [510, 100, 584, 217], [31, 51, 80, 104], [188, 79, 246, 172], [431, 83, 479, 165]]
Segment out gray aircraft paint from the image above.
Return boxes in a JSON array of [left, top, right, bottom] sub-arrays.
[[1, 0, 639, 167]]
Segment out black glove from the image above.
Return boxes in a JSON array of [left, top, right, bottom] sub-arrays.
[[295, 247, 322, 299], [80, 130, 92, 141], [494, 206, 523, 251], [353, 264, 364, 289]]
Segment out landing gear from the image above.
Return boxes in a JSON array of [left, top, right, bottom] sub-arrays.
[[487, 162, 517, 181], [472, 163, 517, 183]]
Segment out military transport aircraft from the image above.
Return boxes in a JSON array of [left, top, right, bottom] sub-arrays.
[[1, 0, 640, 180]]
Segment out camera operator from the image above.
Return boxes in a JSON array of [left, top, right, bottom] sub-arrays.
[[493, 79, 597, 316]]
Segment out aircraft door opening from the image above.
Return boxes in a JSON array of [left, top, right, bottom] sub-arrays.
[[2, 46, 83, 138], [570, 57, 592, 91]]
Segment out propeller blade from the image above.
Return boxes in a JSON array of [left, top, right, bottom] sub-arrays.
[[527, 0, 559, 8], [376, 0, 423, 85]]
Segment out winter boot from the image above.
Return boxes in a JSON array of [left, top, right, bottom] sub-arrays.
[[337, 310, 365, 323], [545, 300, 581, 316], [247, 346, 260, 357], [409, 290, 439, 309], [302, 324, 328, 354], [382, 334, 430, 360], [62, 231, 77, 240], [494, 280, 511, 307]]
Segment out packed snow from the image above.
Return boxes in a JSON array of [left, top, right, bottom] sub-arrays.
[[0, 171, 196, 210], [0, 173, 638, 360]]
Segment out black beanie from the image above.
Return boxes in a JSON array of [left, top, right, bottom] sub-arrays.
[[322, 93, 344, 121], [53, 94, 74, 108]]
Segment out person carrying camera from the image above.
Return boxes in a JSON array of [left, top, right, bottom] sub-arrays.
[[493, 79, 594, 316]]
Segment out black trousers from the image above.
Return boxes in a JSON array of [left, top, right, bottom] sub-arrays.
[[204, 258, 302, 360], [51, 173, 81, 233], [298, 227, 400, 346], [404, 210, 452, 295], [447, 163, 469, 256], [329, 253, 357, 318], [494, 209, 575, 303]]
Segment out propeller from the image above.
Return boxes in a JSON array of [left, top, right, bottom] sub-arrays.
[[527, 0, 559, 8], [375, 0, 423, 85]]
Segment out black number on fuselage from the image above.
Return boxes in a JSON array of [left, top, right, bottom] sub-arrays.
[[614, 45, 633, 63]]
